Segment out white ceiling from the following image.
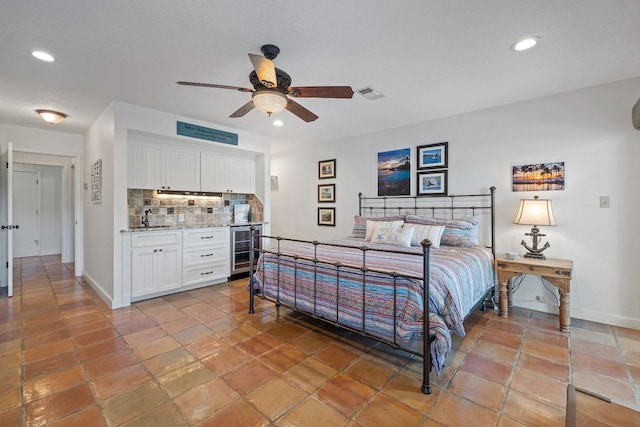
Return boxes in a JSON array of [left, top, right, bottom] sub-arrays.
[[1, 1, 640, 151]]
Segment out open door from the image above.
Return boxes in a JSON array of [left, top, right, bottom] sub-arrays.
[[1, 142, 14, 297]]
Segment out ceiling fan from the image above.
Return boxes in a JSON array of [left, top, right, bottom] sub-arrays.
[[177, 44, 354, 122]]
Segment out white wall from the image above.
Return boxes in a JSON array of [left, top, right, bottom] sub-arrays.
[[82, 101, 272, 308], [271, 77, 640, 329]]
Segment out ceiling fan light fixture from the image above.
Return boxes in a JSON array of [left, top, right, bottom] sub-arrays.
[[36, 109, 67, 124], [252, 90, 287, 116]]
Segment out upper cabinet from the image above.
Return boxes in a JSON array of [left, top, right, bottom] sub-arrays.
[[201, 153, 255, 194], [128, 140, 200, 191], [128, 136, 256, 194]]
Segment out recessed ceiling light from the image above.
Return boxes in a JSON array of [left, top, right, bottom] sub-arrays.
[[31, 50, 55, 62], [273, 119, 283, 127], [510, 37, 541, 52]]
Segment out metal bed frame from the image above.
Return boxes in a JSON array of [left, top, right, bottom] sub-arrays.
[[248, 187, 496, 394]]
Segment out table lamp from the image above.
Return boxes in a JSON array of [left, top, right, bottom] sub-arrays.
[[513, 195, 557, 259]]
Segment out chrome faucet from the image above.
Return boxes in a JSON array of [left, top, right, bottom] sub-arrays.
[[141, 209, 151, 228]]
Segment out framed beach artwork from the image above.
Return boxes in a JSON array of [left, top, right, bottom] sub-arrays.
[[417, 170, 448, 196], [377, 148, 411, 196], [318, 159, 336, 179], [512, 162, 565, 192], [417, 142, 448, 170], [318, 207, 335, 226], [318, 184, 335, 203]]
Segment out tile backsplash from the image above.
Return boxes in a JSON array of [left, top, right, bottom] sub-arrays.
[[128, 189, 263, 228]]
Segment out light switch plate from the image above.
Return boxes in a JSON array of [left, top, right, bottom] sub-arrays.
[[599, 196, 610, 208]]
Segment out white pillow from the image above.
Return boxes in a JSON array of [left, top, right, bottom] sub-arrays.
[[365, 220, 404, 241], [370, 226, 414, 247], [402, 224, 445, 248]]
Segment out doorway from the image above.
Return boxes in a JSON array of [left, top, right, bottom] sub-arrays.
[[12, 152, 75, 263]]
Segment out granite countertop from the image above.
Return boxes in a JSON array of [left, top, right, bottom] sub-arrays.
[[121, 222, 265, 232]]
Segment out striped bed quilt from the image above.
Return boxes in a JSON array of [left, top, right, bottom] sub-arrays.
[[251, 238, 495, 373]]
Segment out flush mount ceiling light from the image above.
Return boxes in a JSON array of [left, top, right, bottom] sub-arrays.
[[31, 50, 55, 62], [252, 90, 288, 116], [273, 119, 284, 126], [36, 109, 67, 124], [510, 37, 541, 51]]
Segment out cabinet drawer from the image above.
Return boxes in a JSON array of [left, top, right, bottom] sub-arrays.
[[496, 261, 572, 279], [183, 263, 229, 286], [183, 228, 229, 248], [183, 246, 228, 267], [131, 231, 182, 248]]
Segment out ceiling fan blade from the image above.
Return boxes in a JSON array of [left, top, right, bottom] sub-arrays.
[[176, 81, 253, 93], [248, 54, 277, 88], [229, 100, 255, 118], [288, 86, 354, 99], [286, 99, 319, 122]]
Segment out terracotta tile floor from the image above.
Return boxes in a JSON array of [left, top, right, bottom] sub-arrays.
[[2, 255, 640, 426]]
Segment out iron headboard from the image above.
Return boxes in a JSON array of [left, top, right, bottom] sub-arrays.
[[358, 186, 496, 258]]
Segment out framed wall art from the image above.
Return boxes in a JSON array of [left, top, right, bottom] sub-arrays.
[[318, 159, 336, 179], [417, 142, 448, 170], [417, 170, 448, 196], [318, 183, 335, 203], [512, 161, 565, 192], [377, 148, 411, 196], [318, 207, 335, 226]]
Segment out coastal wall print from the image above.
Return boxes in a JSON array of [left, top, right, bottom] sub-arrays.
[[417, 142, 448, 170], [378, 148, 411, 196], [417, 170, 448, 196], [512, 162, 565, 191], [318, 159, 336, 179], [318, 207, 335, 226]]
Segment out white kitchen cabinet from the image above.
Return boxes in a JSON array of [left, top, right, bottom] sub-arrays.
[[128, 140, 200, 191], [201, 153, 255, 194], [182, 227, 230, 287], [130, 231, 182, 299]]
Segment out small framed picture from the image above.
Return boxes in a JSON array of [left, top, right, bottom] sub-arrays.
[[417, 142, 448, 170], [318, 159, 336, 179], [318, 184, 335, 203], [417, 170, 448, 196], [318, 207, 335, 226]]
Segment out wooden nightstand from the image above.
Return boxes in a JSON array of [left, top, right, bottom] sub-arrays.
[[495, 255, 573, 332]]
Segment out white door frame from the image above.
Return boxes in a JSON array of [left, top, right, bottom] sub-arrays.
[[11, 149, 83, 274]]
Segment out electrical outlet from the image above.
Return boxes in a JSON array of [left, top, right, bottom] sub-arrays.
[[535, 295, 545, 303], [599, 196, 610, 208], [178, 214, 185, 223]]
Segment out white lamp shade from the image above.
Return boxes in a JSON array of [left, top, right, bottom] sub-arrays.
[[252, 91, 287, 116], [513, 197, 557, 226]]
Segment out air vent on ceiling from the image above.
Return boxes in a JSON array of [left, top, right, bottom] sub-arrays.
[[357, 86, 385, 101]]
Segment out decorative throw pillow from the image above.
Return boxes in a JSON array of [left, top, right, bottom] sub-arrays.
[[405, 215, 480, 247], [402, 223, 445, 248], [349, 215, 405, 239], [370, 225, 414, 247], [366, 220, 405, 241]]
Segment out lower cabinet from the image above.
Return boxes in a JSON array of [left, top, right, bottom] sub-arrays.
[[182, 227, 230, 287], [130, 230, 182, 299], [131, 245, 182, 298], [125, 227, 230, 303]]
